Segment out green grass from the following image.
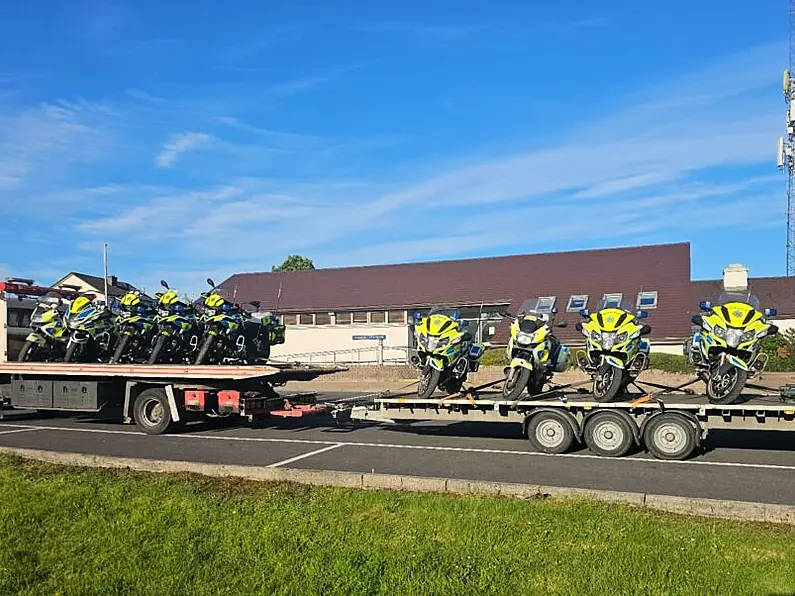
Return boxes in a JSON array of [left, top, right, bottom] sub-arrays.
[[1, 457, 794, 595]]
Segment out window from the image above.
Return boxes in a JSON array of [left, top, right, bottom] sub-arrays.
[[282, 314, 297, 325], [353, 311, 368, 324], [7, 309, 20, 327], [335, 312, 352, 325], [535, 296, 557, 314], [602, 293, 623, 308], [388, 310, 406, 323], [370, 311, 385, 323], [315, 313, 331, 325], [637, 291, 658, 309], [298, 313, 314, 325], [567, 295, 588, 312]]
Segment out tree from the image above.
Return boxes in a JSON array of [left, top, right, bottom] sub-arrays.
[[272, 255, 315, 272]]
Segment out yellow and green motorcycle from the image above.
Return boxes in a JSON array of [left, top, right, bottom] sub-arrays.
[[64, 295, 117, 362], [110, 290, 157, 364], [195, 278, 246, 365], [575, 298, 652, 402], [18, 291, 70, 362], [411, 307, 485, 398], [503, 298, 570, 400], [687, 292, 779, 404], [148, 280, 201, 364]]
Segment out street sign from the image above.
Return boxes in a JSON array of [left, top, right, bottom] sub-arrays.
[[352, 334, 387, 341]]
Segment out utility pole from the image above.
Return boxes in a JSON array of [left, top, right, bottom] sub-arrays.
[[779, 0, 795, 276], [102, 243, 109, 304]]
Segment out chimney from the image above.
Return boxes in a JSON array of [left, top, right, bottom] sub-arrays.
[[722, 264, 748, 292], [107, 275, 118, 288]]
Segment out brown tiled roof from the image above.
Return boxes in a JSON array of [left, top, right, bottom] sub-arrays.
[[691, 276, 795, 318], [219, 242, 693, 342]]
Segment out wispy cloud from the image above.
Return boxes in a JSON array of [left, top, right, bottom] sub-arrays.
[[155, 131, 214, 168], [355, 23, 481, 39]]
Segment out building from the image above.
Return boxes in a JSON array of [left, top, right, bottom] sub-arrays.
[[218, 242, 707, 362], [52, 272, 145, 304]]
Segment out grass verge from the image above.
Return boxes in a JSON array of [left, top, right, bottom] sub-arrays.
[[1, 455, 794, 596]]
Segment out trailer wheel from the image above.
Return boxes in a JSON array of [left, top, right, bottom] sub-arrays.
[[643, 413, 698, 460], [583, 411, 635, 457], [526, 411, 576, 454], [133, 388, 173, 435]]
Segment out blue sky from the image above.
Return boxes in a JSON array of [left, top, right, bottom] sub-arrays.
[[0, 0, 788, 296]]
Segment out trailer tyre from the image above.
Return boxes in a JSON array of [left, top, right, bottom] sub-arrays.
[[133, 388, 173, 435], [643, 413, 698, 460], [526, 411, 576, 454], [583, 411, 635, 457]]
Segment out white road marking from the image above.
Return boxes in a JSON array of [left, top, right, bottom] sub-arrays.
[[2, 421, 795, 472], [0, 428, 39, 436], [266, 443, 344, 468]]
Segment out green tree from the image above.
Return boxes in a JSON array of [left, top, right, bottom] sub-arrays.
[[272, 255, 315, 272]]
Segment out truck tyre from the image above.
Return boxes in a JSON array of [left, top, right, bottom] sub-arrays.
[[706, 367, 746, 405], [148, 335, 167, 364], [643, 413, 698, 460], [133, 388, 173, 435], [503, 367, 531, 400], [593, 364, 624, 402], [417, 367, 441, 399], [526, 410, 576, 454], [583, 411, 635, 457], [110, 335, 130, 364]]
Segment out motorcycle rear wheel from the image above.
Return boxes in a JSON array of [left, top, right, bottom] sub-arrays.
[[706, 367, 747, 405]]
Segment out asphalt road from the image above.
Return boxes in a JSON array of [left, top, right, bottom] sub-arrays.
[[2, 391, 795, 505]]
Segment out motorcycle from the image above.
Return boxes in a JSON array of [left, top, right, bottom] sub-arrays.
[[503, 298, 570, 400], [147, 280, 201, 364], [411, 307, 485, 399], [686, 291, 778, 404], [63, 295, 117, 363], [110, 290, 157, 364], [17, 291, 71, 362], [575, 298, 651, 402]]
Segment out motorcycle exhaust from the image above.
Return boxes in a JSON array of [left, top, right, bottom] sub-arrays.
[[453, 357, 468, 377]]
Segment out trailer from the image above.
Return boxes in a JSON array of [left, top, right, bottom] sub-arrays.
[[344, 386, 795, 461]]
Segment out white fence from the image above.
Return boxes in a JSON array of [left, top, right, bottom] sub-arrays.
[[269, 345, 414, 366]]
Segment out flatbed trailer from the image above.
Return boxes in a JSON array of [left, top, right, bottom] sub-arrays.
[[0, 362, 345, 435], [346, 388, 795, 460]]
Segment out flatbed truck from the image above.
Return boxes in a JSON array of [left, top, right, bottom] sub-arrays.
[[345, 387, 795, 461]]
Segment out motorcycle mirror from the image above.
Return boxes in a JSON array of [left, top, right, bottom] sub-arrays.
[[699, 300, 712, 311], [556, 321, 568, 328], [764, 308, 778, 317], [579, 308, 590, 317], [249, 300, 261, 309], [640, 324, 652, 336], [575, 322, 583, 331], [551, 307, 558, 314], [459, 319, 469, 327], [636, 310, 648, 319], [160, 280, 169, 289], [691, 314, 702, 326], [413, 312, 422, 321], [207, 278, 215, 288]]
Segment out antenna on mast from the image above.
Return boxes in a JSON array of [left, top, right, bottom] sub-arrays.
[[780, 0, 795, 276]]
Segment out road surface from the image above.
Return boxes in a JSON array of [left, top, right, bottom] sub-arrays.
[[1, 392, 795, 505]]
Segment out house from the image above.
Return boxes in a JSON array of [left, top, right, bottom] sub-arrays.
[[52, 272, 145, 304], [217, 242, 696, 360]]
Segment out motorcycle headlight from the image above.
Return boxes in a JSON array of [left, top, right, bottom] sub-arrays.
[[516, 331, 534, 345], [615, 332, 628, 344], [740, 330, 756, 343], [713, 326, 727, 339], [725, 328, 742, 348], [601, 332, 617, 349], [590, 331, 602, 343], [157, 308, 169, 317]]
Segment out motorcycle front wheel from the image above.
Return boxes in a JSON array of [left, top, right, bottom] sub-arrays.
[[148, 335, 168, 364], [18, 340, 40, 362], [418, 367, 441, 399], [706, 366, 747, 405], [503, 367, 531, 400], [195, 335, 216, 365], [110, 335, 130, 364], [593, 364, 624, 402]]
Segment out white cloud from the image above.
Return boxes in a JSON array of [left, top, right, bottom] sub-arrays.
[[155, 131, 214, 168]]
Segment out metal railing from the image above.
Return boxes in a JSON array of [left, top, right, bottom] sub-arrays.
[[269, 345, 414, 366]]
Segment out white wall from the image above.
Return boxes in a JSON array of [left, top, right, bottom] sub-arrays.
[[56, 274, 106, 302], [271, 324, 412, 364]]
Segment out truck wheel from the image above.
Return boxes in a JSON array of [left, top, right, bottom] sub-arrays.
[[110, 335, 130, 364], [643, 413, 698, 460], [593, 365, 624, 402], [706, 367, 746, 405], [583, 411, 635, 457], [133, 388, 173, 435], [417, 367, 441, 399], [526, 410, 576, 454], [503, 367, 531, 400]]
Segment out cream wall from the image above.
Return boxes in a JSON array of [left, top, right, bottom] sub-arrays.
[[271, 323, 413, 364], [55, 274, 106, 301]]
